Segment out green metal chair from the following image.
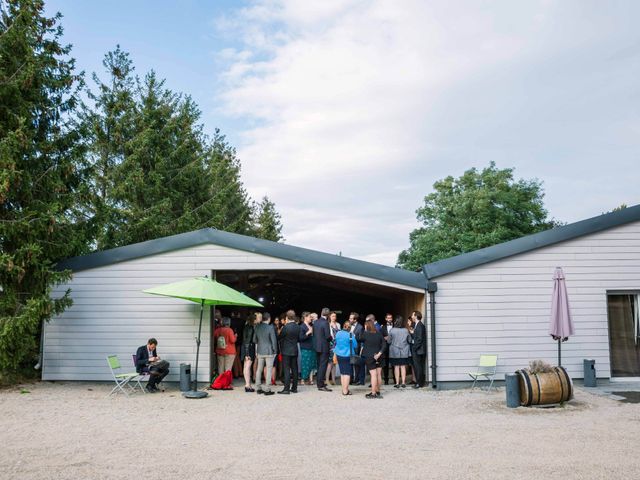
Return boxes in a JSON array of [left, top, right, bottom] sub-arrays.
[[467, 354, 498, 392], [106, 355, 143, 396]]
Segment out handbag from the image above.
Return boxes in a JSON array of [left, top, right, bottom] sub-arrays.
[[349, 333, 361, 365]]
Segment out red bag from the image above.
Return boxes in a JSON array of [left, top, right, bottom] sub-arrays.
[[211, 370, 233, 390]]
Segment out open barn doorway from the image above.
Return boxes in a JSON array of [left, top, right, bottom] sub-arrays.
[[209, 269, 425, 383]]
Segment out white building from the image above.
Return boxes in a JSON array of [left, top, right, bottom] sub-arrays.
[[43, 204, 640, 387], [44, 229, 425, 382], [424, 204, 640, 386]]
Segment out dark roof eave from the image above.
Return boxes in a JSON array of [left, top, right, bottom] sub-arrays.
[[57, 229, 426, 290], [423, 203, 640, 280]]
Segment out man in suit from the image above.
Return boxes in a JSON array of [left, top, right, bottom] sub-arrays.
[[349, 312, 365, 385], [411, 311, 427, 388], [278, 309, 301, 394], [136, 338, 169, 393], [381, 313, 393, 385], [314, 307, 332, 391], [253, 312, 278, 396]]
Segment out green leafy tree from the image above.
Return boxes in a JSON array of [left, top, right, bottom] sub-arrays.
[[397, 162, 559, 270], [0, 0, 88, 376], [253, 196, 284, 242]]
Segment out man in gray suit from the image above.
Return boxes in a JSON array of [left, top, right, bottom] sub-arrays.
[[252, 312, 278, 396]]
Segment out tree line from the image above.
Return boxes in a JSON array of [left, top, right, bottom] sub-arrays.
[[0, 0, 282, 378]]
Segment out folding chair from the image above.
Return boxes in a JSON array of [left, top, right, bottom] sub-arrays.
[[467, 354, 498, 392], [106, 355, 141, 396], [131, 354, 149, 394]]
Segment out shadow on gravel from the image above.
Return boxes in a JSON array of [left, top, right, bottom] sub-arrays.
[[612, 391, 640, 403]]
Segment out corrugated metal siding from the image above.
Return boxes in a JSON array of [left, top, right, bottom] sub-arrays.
[[428, 220, 640, 382], [44, 244, 423, 381]]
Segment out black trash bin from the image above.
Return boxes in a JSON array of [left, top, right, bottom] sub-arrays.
[[583, 359, 596, 387], [180, 363, 191, 392]]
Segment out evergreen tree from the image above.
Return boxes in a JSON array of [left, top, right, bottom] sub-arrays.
[[82, 46, 135, 250], [253, 196, 284, 242], [397, 162, 559, 270], [0, 0, 88, 376], [204, 129, 254, 234]]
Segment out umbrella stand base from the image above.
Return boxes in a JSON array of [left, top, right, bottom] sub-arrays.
[[182, 390, 208, 399]]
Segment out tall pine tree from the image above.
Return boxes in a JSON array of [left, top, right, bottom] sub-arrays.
[[253, 196, 284, 242], [82, 46, 135, 250], [0, 0, 88, 376]]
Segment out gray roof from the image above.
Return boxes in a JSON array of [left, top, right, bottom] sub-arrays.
[[57, 228, 426, 289], [423, 203, 640, 279]]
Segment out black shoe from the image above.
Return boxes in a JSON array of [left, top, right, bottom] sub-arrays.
[[290, 389, 298, 394], [263, 391, 275, 396], [145, 386, 157, 393], [375, 393, 383, 399], [401, 384, 407, 388], [318, 386, 332, 392], [278, 389, 290, 395], [368, 384, 372, 388], [256, 389, 265, 394], [356, 382, 365, 386], [394, 384, 400, 389], [412, 384, 421, 389], [365, 393, 376, 399], [245, 387, 255, 393]]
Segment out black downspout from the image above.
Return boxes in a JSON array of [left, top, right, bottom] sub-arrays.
[[427, 282, 438, 389]]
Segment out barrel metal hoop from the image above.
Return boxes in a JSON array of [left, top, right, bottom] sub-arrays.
[[559, 366, 573, 399], [533, 372, 541, 404], [519, 369, 533, 406], [553, 367, 564, 401]]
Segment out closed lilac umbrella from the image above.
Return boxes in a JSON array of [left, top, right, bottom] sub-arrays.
[[549, 267, 575, 366]]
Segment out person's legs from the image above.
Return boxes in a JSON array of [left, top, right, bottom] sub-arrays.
[[370, 367, 377, 395], [401, 365, 407, 385], [217, 355, 225, 375], [375, 369, 382, 394], [341, 375, 350, 394], [394, 365, 399, 385], [316, 352, 328, 389], [290, 355, 298, 391], [225, 354, 235, 372], [414, 354, 425, 387], [357, 357, 366, 385], [264, 355, 274, 392], [282, 355, 291, 391], [243, 358, 253, 387], [255, 355, 265, 391], [384, 359, 389, 385]]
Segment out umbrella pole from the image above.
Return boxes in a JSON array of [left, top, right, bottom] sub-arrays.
[[183, 299, 208, 398], [558, 338, 561, 367]]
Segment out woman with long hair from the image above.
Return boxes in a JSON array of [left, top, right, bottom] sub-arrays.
[[242, 312, 260, 392], [326, 311, 340, 385], [387, 315, 411, 388], [298, 311, 317, 385], [360, 315, 386, 398]]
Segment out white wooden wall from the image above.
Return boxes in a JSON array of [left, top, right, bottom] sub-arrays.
[[428, 220, 640, 382], [44, 244, 422, 382]]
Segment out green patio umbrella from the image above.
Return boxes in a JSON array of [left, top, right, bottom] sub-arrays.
[[143, 275, 262, 398]]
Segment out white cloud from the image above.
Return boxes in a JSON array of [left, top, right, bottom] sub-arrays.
[[215, 0, 640, 266]]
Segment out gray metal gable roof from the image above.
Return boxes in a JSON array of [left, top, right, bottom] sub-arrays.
[[423, 203, 640, 280], [57, 228, 426, 289]]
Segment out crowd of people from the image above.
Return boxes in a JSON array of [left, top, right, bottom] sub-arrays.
[[213, 307, 428, 399]]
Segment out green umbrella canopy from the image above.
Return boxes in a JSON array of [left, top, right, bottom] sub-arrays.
[[143, 276, 263, 307]]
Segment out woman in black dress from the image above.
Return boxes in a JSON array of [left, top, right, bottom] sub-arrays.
[[359, 315, 386, 399]]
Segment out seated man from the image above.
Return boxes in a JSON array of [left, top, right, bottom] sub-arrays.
[[136, 338, 170, 393]]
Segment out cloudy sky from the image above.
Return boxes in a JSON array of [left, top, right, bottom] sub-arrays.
[[48, 0, 640, 266]]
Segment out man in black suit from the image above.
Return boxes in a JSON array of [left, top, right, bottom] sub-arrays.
[[314, 307, 332, 391], [278, 309, 301, 394], [136, 338, 169, 393], [349, 312, 365, 385], [411, 311, 427, 388], [381, 313, 393, 385]]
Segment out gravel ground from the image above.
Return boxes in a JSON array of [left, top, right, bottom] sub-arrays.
[[1, 379, 639, 479]]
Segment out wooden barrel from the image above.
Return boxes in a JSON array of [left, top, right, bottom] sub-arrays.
[[516, 367, 573, 406]]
